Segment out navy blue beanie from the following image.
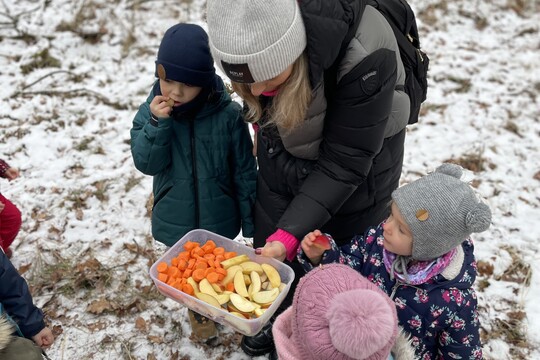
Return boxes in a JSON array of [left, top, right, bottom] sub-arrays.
[[155, 23, 215, 87]]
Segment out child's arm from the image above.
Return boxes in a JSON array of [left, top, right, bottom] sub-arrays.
[[437, 290, 482, 359], [130, 89, 174, 175], [0, 251, 50, 345], [229, 108, 257, 237]]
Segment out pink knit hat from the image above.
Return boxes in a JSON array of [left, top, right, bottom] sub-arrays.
[[273, 264, 398, 360]]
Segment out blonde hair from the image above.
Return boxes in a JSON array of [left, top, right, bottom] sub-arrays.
[[232, 53, 312, 130]]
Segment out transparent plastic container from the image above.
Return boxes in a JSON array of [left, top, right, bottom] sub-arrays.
[[149, 229, 295, 336]]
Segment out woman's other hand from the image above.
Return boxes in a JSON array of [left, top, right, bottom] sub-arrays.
[[255, 241, 286, 262]]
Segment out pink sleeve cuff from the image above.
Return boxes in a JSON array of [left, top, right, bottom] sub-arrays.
[[267, 229, 299, 262]]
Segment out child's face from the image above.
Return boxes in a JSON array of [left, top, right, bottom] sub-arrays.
[[382, 202, 413, 256], [159, 79, 202, 106]]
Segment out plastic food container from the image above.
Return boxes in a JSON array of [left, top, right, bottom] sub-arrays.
[[149, 229, 295, 336]]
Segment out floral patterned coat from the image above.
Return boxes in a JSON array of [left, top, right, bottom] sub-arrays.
[[298, 224, 482, 360]]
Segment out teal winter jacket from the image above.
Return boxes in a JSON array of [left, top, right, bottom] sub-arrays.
[[130, 80, 257, 246]]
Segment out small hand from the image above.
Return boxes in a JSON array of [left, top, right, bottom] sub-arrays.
[[255, 241, 286, 262], [4, 167, 19, 180], [149, 95, 174, 119], [32, 327, 54, 348], [301, 230, 326, 265]]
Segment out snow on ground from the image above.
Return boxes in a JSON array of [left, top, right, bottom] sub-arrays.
[[0, 0, 538, 359]]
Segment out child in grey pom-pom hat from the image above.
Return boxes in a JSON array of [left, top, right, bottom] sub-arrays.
[[298, 163, 491, 359]]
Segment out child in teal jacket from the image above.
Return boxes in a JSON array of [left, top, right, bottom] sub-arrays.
[[130, 24, 257, 248]]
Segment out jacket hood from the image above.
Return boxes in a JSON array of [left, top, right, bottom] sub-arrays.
[[299, 0, 367, 86]]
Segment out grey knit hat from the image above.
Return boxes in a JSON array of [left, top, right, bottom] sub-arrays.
[[206, 0, 307, 83], [391, 163, 492, 261]]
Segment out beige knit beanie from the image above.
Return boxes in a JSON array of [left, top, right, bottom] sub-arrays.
[[206, 0, 307, 83]]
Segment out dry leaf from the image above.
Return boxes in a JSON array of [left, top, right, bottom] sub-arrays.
[[135, 317, 147, 331]]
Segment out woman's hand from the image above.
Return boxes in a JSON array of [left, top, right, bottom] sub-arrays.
[[256, 241, 286, 262], [32, 327, 54, 348], [301, 230, 326, 265], [150, 96, 174, 119]]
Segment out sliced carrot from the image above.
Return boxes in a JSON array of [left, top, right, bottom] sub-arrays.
[[166, 278, 176, 286], [195, 247, 206, 257], [178, 251, 190, 260], [173, 279, 183, 290], [182, 268, 192, 279], [206, 272, 220, 284], [182, 283, 195, 296], [223, 251, 237, 260], [157, 273, 168, 283], [217, 273, 225, 282], [204, 267, 215, 277], [207, 259, 216, 269], [171, 257, 179, 267], [156, 262, 168, 273], [213, 247, 226, 257], [226, 282, 235, 292], [187, 258, 196, 269], [195, 261, 208, 270], [184, 241, 198, 252], [203, 253, 216, 261], [215, 255, 225, 263], [168, 267, 180, 278], [177, 259, 188, 271], [192, 268, 206, 282], [215, 267, 227, 276]]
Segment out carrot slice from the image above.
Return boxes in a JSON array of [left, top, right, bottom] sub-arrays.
[[192, 268, 206, 282], [213, 247, 225, 257], [223, 251, 237, 260], [226, 282, 235, 292], [177, 259, 188, 271], [177, 251, 190, 260], [182, 268, 192, 279], [168, 267, 180, 278], [184, 241, 197, 252], [204, 267, 215, 277], [187, 258, 196, 269], [182, 283, 195, 296], [195, 261, 208, 270], [157, 273, 168, 283], [206, 272, 220, 284], [215, 267, 227, 276], [156, 262, 168, 273]]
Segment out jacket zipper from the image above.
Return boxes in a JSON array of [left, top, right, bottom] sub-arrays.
[[189, 119, 200, 228]]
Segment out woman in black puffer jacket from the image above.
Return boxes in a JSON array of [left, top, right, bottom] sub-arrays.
[[207, 0, 410, 357]]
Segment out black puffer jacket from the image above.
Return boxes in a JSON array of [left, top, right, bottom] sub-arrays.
[[254, 0, 409, 247]]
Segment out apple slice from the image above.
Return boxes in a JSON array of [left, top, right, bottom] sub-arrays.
[[234, 270, 249, 298], [261, 264, 281, 289], [252, 288, 279, 304], [195, 292, 221, 308], [230, 293, 257, 313], [199, 278, 218, 297], [312, 234, 331, 250], [220, 254, 250, 269]]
